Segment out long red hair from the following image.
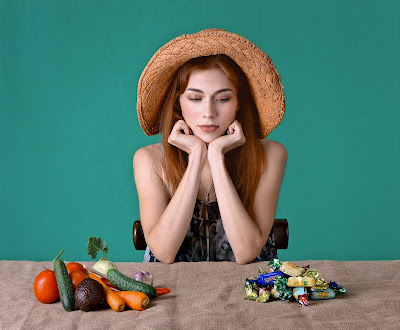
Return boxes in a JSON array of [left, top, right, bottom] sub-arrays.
[[158, 55, 265, 211]]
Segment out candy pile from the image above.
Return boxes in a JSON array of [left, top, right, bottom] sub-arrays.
[[245, 259, 347, 306]]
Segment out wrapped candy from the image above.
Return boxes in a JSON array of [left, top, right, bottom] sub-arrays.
[[310, 288, 336, 300], [329, 281, 348, 294], [256, 271, 284, 286], [298, 293, 309, 306], [287, 276, 315, 287], [292, 287, 307, 299], [244, 278, 258, 301], [244, 259, 347, 306], [268, 258, 281, 271], [280, 261, 305, 277], [272, 277, 293, 301], [256, 291, 270, 303]]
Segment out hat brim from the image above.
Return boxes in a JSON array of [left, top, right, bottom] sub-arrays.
[[137, 29, 285, 138]]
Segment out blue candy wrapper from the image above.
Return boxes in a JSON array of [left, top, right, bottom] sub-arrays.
[[256, 271, 284, 286]]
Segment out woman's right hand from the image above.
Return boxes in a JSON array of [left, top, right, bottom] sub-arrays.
[[168, 120, 207, 156]]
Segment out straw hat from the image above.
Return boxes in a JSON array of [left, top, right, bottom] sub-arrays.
[[137, 28, 285, 138]]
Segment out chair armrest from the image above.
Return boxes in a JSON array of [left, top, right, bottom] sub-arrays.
[[133, 220, 147, 250], [133, 218, 289, 251]]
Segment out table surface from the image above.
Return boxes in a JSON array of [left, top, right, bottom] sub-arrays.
[[1, 260, 399, 330]]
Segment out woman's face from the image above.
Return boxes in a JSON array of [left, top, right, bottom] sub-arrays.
[[179, 68, 239, 143]]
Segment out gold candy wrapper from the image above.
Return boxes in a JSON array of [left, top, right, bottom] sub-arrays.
[[302, 269, 318, 278], [280, 261, 305, 277], [287, 276, 316, 287], [313, 278, 329, 290], [256, 291, 270, 303]]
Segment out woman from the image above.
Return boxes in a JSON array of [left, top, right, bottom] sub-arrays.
[[133, 29, 287, 264]]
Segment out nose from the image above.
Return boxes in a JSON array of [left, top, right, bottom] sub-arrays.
[[202, 99, 217, 118]]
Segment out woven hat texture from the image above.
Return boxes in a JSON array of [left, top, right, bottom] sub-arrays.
[[137, 28, 285, 138]]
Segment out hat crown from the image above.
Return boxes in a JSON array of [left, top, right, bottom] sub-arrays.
[[137, 29, 285, 138]]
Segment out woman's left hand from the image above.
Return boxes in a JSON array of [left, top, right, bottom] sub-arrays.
[[208, 120, 246, 156]]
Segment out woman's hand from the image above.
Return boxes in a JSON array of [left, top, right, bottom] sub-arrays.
[[168, 120, 207, 156], [208, 120, 246, 157]]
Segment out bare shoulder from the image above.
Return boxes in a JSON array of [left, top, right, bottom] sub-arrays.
[[133, 143, 163, 167], [260, 139, 288, 163]]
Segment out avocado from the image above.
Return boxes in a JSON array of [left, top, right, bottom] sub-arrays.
[[74, 278, 104, 312]]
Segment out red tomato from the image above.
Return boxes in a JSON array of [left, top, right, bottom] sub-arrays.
[[34, 270, 60, 303], [66, 262, 88, 275], [69, 270, 88, 291]]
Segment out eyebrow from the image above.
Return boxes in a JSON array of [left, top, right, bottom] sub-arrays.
[[185, 88, 233, 94]]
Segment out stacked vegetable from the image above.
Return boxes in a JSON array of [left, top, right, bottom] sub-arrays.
[[33, 237, 170, 312]]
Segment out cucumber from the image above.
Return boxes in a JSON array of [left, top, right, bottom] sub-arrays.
[[107, 269, 157, 299], [53, 249, 75, 311]]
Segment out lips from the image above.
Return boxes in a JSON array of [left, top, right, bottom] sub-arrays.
[[199, 125, 219, 132]]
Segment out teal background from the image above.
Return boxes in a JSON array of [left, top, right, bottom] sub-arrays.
[[1, 0, 399, 262]]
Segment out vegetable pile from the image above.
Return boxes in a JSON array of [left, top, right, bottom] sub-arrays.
[[33, 237, 170, 312]]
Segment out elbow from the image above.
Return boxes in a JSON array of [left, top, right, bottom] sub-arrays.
[[146, 243, 176, 264], [235, 258, 250, 265], [234, 245, 264, 265], [159, 256, 175, 264], [235, 255, 255, 265]]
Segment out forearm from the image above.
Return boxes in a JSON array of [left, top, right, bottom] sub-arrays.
[[146, 149, 206, 263], [208, 152, 268, 264]]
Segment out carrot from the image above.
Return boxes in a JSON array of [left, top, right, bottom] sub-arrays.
[[115, 291, 150, 311], [89, 273, 125, 312]]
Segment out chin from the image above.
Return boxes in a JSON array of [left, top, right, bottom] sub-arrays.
[[197, 133, 221, 144]]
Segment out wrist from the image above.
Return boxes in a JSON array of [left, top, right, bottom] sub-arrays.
[[207, 145, 224, 164], [188, 143, 207, 164]]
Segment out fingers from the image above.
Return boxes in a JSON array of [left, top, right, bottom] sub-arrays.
[[227, 120, 242, 136], [172, 120, 191, 135]]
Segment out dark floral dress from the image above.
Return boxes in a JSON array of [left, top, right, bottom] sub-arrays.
[[143, 199, 277, 262]]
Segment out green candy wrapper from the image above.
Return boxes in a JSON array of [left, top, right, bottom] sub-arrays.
[[272, 277, 293, 301], [268, 258, 281, 271]]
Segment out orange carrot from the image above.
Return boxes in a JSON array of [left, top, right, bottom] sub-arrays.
[[89, 273, 125, 312], [115, 291, 150, 311]]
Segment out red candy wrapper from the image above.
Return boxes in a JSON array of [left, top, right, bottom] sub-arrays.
[[298, 293, 309, 306]]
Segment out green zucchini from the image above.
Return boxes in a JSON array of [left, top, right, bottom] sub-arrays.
[[53, 249, 75, 311], [107, 269, 157, 299]]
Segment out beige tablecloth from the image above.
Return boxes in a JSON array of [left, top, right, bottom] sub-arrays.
[[1, 260, 399, 329]]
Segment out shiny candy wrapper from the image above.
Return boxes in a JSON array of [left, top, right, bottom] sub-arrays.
[[272, 277, 293, 301], [314, 278, 329, 290], [302, 269, 318, 278], [329, 281, 348, 294], [256, 291, 270, 303], [280, 261, 305, 277], [292, 287, 307, 299], [287, 276, 316, 287], [245, 278, 258, 300], [310, 288, 335, 300], [257, 271, 284, 286], [298, 293, 309, 306], [268, 258, 281, 271]]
